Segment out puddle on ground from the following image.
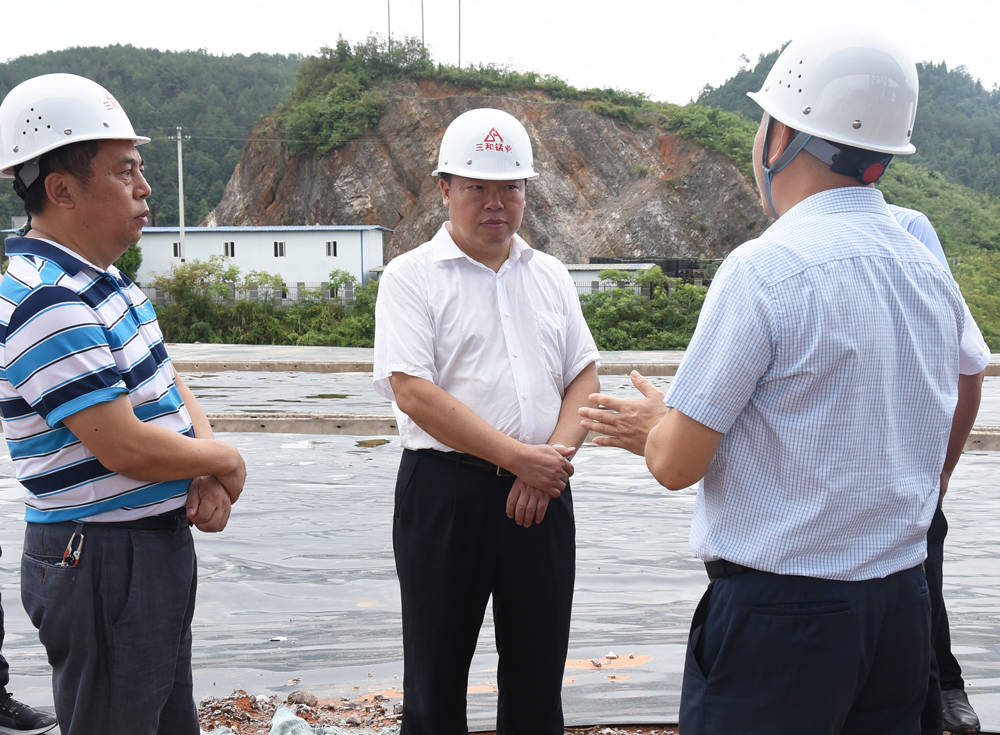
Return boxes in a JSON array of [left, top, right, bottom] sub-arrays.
[[356, 439, 390, 448]]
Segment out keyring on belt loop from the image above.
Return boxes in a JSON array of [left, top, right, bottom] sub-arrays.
[[58, 522, 85, 567]]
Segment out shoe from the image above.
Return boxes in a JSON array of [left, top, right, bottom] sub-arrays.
[[941, 688, 981, 733], [0, 692, 56, 735]]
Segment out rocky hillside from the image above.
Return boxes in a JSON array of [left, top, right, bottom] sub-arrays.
[[206, 81, 770, 263]]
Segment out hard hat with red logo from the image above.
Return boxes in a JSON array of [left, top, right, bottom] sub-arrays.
[[0, 73, 149, 180], [433, 108, 538, 180]]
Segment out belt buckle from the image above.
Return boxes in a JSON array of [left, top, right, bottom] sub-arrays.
[[496, 465, 513, 477]]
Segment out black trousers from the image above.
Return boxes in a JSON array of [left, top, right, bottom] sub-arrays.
[[393, 449, 575, 735], [921, 506, 965, 734], [0, 545, 8, 692], [680, 564, 930, 734]]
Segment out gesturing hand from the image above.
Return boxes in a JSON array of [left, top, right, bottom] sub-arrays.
[[578, 370, 668, 456]]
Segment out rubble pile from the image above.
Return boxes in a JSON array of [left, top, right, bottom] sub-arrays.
[[198, 689, 679, 735]]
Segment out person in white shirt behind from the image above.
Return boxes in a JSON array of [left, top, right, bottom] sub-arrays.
[[889, 204, 987, 735], [373, 107, 599, 735]]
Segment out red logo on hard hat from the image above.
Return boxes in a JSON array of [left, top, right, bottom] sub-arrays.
[[475, 127, 513, 153], [102, 92, 120, 111]]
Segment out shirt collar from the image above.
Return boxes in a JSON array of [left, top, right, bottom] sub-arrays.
[[779, 186, 890, 223], [429, 222, 534, 267], [4, 236, 120, 279]]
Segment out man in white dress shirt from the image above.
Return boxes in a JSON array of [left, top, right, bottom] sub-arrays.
[[373, 108, 599, 734]]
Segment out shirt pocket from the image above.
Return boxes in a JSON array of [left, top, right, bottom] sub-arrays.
[[534, 310, 566, 385]]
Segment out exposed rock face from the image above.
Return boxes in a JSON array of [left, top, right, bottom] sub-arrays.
[[206, 82, 771, 262]]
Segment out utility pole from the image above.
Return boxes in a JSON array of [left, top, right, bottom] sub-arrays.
[[387, 0, 391, 49], [458, 0, 462, 68], [169, 126, 190, 262], [421, 0, 425, 47]]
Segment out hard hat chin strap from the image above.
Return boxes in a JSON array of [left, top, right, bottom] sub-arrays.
[[13, 159, 41, 198], [803, 136, 894, 184], [760, 116, 813, 217]]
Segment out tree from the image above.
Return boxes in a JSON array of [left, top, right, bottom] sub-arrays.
[[115, 244, 142, 282]]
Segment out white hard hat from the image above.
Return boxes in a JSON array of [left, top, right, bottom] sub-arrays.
[[0, 73, 150, 178], [433, 108, 539, 180], [747, 32, 918, 155]]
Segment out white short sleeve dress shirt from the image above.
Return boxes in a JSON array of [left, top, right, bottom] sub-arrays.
[[888, 204, 990, 375], [373, 224, 599, 451]]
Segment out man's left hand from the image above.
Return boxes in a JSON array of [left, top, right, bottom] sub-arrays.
[[506, 477, 552, 528], [186, 475, 233, 532], [579, 370, 668, 456]]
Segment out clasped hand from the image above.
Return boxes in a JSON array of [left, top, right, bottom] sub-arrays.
[[506, 443, 576, 528], [185, 475, 233, 532]]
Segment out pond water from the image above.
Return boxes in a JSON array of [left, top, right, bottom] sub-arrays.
[[181, 371, 1000, 427], [0, 372, 997, 729]]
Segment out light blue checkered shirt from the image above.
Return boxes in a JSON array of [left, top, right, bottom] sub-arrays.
[[666, 187, 964, 581]]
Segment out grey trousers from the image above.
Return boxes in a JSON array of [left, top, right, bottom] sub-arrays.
[[20, 519, 199, 735]]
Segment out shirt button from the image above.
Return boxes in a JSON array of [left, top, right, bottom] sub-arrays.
[[520, 393, 527, 399], [504, 312, 510, 317], [512, 352, 518, 358]]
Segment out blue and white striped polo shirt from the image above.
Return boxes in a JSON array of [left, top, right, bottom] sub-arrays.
[[665, 187, 964, 581], [0, 237, 193, 523]]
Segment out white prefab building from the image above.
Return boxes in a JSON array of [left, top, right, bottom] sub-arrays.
[[566, 263, 656, 294], [134, 225, 389, 289]]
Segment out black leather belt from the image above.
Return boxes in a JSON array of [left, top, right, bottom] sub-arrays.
[[416, 448, 514, 477], [88, 507, 190, 530], [704, 559, 755, 579]]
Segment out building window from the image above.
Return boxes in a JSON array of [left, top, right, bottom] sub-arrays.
[[172, 242, 180, 258], [326, 240, 337, 257], [224, 241, 235, 257], [273, 241, 286, 257]]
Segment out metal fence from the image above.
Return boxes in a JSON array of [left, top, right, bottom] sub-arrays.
[[140, 281, 358, 305]]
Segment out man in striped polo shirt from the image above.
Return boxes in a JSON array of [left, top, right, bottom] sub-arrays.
[[0, 74, 246, 734]]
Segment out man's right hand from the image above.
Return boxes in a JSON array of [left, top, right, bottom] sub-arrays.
[[186, 475, 233, 532], [579, 370, 668, 456], [509, 443, 575, 497]]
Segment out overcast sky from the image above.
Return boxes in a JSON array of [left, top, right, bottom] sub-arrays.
[[3, 0, 997, 104]]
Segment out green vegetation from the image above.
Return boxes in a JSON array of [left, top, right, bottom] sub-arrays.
[[698, 50, 1000, 198], [278, 36, 650, 155], [0, 46, 301, 229], [580, 267, 706, 349], [149, 258, 377, 346], [115, 244, 142, 282], [5, 41, 998, 349], [147, 258, 705, 350]]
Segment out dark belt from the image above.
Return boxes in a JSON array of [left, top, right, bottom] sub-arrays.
[[88, 507, 190, 531], [704, 559, 756, 579], [416, 448, 514, 477]]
